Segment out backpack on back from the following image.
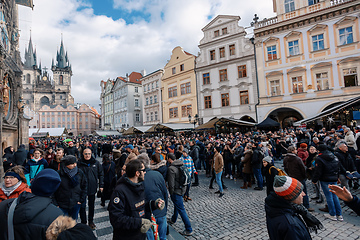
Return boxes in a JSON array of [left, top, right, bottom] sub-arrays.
[[177, 165, 191, 189], [269, 166, 287, 176]]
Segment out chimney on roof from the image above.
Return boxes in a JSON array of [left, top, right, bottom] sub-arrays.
[[141, 69, 146, 76], [126, 73, 129, 81]]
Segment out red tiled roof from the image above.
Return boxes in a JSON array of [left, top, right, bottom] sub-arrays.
[[128, 72, 143, 84]]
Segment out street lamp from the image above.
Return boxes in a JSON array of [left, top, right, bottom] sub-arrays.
[[188, 114, 199, 128]]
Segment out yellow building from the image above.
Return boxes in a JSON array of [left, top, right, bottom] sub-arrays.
[[254, 0, 360, 128], [162, 47, 198, 124]]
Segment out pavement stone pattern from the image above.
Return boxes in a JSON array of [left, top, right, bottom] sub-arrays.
[[89, 159, 359, 239]]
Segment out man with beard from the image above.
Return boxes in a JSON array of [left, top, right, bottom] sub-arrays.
[[109, 159, 164, 240], [49, 148, 65, 171]]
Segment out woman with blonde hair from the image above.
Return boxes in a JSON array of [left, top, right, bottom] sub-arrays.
[[0, 165, 31, 202]]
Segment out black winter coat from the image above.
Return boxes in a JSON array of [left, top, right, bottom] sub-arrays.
[[108, 176, 147, 240], [251, 147, 263, 169], [78, 157, 104, 195], [265, 192, 312, 240], [65, 146, 79, 159], [334, 149, 357, 174], [312, 150, 339, 183], [0, 191, 62, 240], [54, 167, 87, 209], [14, 147, 28, 166]]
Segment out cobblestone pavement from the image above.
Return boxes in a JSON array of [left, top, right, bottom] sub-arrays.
[[90, 161, 360, 239]]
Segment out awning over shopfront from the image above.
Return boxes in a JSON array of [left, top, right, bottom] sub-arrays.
[[215, 117, 256, 127], [93, 130, 122, 136], [38, 128, 68, 137], [146, 123, 194, 133], [294, 96, 360, 126], [256, 117, 280, 128], [123, 126, 152, 135], [195, 117, 219, 130]]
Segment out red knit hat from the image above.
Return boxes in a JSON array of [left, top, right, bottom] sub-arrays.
[[300, 143, 307, 149]]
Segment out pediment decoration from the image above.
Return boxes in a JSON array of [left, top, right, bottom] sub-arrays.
[[263, 37, 279, 44], [266, 71, 283, 78], [338, 57, 360, 65], [311, 62, 332, 69], [284, 31, 301, 39], [308, 24, 327, 32], [287, 66, 306, 74], [335, 16, 357, 26]]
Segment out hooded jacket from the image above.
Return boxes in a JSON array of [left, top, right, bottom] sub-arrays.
[[265, 192, 312, 240], [312, 150, 339, 183], [167, 160, 187, 196], [109, 176, 146, 240], [14, 145, 28, 166], [0, 191, 62, 240], [78, 156, 104, 195]]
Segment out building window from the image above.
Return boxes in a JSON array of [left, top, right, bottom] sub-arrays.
[[169, 107, 178, 118], [308, 0, 319, 5], [229, 44, 235, 56], [238, 65, 247, 78], [203, 73, 210, 85], [288, 40, 299, 56], [152, 82, 154, 89], [222, 27, 228, 35], [168, 86, 177, 98], [172, 67, 176, 74], [343, 68, 358, 87], [219, 47, 225, 58], [339, 27, 353, 45], [240, 91, 249, 105], [135, 113, 140, 122], [221, 93, 229, 107], [149, 96, 153, 104], [285, 0, 295, 13], [180, 64, 184, 71], [219, 69, 228, 82], [312, 34, 324, 51], [316, 73, 329, 91], [26, 74, 30, 84], [154, 95, 157, 103], [59, 75, 63, 85], [146, 113, 149, 121], [180, 82, 191, 95], [147, 85, 150, 91], [155, 111, 158, 120], [150, 112, 153, 121], [270, 80, 280, 96], [267, 45, 277, 60], [181, 105, 192, 117], [210, 50, 215, 61], [292, 76, 303, 93], [135, 99, 139, 107], [146, 98, 149, 105], [204, 96, 212, 109], [214, 30, 219, 37], [135, 87, 138, 93]]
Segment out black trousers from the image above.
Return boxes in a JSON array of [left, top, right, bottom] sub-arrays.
[[80, 194, 95, 224]]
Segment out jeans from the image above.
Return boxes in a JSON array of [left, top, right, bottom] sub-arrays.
[[170, 194, 192, 232], [313, 181, 324, 202], [224, 161, 232, 176], [146, 215, 167, 240], [80, 194, 95, 223], [253, 168, 263, 188], [300, 180, 310, 209], [320, 181, 342, 216], [60, 203, 81, 220], [216, 171, 223, 193]]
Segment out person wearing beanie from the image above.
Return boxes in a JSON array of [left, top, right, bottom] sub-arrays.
[[298, 143, 309, 165], [0, 168, 63, 240], [0, 166, 31, 202], [265, 176, 323, 240], [54, 155, 87, 220], [262, 156, 278, 196], [312, 144, 343, 221]]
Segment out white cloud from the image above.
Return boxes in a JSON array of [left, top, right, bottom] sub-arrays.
[[19, 0, 274, 112]]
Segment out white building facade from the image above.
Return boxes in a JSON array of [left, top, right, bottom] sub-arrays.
[[141, 69, 163, 125], [100, 79, 114, 130], [196, 15, 258, 123]]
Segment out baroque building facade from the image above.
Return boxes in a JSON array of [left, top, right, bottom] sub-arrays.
[[196, 15, 258, 123], [162, 47, 198, 124], [141, 69, 163, 125], [254, 0, 360, 127]]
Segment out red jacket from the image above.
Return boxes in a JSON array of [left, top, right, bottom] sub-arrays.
[[0, 182, 31, 202], [297, 148, 309, 165]]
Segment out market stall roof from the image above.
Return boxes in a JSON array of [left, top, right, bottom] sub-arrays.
[[215, 117, 256, 127], [123, 126, 152, 135], [294, 96, 360, 126], [195, 117, 219, 130], [31, 132, 48, 138], [146, 123, 194, 133], [93, 130, 122, 136], [37, 128, 67, 137], [29, 128, 38, 137], [256, 117, 280, 128]]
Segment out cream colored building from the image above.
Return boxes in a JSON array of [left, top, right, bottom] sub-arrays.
[[162, 47, 198, 124], [254, 0, 360, 128]]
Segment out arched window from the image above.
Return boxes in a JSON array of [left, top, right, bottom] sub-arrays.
[[26, 74, 30, 84], [285, 0, 295, 13], [40, 96, 50, 107], [59, 75, 63, 85]]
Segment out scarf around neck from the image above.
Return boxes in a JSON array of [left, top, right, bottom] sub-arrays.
[[1, 181, 22, 197], [291, 202, 323, 234], [63, 166, 79, 187]]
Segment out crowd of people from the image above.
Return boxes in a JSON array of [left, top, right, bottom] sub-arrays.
[[1, 124, 360, 239]]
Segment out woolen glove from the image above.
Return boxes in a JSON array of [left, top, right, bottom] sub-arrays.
[[140, 219, 152, 233], [155, 198, 165, 210]]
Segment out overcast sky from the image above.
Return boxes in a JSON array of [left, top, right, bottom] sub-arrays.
[[18, 0, 275, 111]]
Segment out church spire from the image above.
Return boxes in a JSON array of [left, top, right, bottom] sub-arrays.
[[54, 37, 70, 69], [24, 33, 37, 68]]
